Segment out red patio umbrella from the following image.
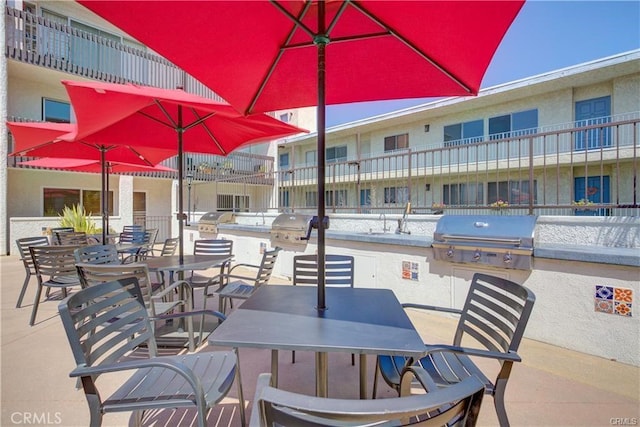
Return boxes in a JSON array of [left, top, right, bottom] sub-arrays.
[[8, 121, 177, 242], [59, 80, 306, 260], [78, 0, 525, 309], [17, 157, 176, 173]]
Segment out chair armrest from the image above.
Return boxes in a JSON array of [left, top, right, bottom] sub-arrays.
[[402, 302, 463, 316], [228, 263, 260, 274], [424, 344, 522, 362], [399, 366, 439, 395], [249, 373, 273, 427], [69, 357, 205, 395], [153, 309, 227, 323]]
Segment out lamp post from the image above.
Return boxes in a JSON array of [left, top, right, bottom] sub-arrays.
[[186, 174, 193, 226]]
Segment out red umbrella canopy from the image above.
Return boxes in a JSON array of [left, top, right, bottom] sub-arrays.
[[78, 0, 525, 114], [18, 158, 176, 174], [7, 121, 174, 166], [61, 80, 307, 154]]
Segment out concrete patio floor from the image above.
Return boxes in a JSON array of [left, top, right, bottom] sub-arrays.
[[1, 254, 638, 426]]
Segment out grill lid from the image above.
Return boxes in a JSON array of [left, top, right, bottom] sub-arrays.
[[271, 213, 313, 232], [199, 211, 234, 224], [434, 215, 536, 248]]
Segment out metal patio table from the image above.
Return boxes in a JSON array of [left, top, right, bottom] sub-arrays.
[[208, 285, 425, 398], [145, 254, 232, 274]]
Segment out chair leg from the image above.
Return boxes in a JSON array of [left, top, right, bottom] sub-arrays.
[[372, 357, 380, 399], [16, 272, 31, 308], [292, 350, 296, 364], [234, 348, 246, 427], [29, 285, 43, 326], [493, 379, 511, 427]]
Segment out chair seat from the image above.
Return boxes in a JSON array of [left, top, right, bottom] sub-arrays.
[[104, 351, 237, 412], [46, 275, 81, 287], [378, 353, 493, 395], [216, 281, 255, 300]]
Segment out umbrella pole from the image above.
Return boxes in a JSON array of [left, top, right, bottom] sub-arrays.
[[316, 1, 328, 311], [177, 106, 185, 264], [100, 149, 108, 244]]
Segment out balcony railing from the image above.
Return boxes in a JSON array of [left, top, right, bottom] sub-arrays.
[[5, 6, 223, 99], [277, 115, 640, 216]]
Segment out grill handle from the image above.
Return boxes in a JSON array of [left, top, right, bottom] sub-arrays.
[[440, 235, 522, 245]]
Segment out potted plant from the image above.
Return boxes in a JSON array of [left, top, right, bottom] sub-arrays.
[[58, 204, 98, 234]]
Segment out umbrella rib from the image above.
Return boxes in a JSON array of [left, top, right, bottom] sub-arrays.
[[246, 1, 314, 113], [183, 110, 216, 132], [190, 110, 227, 155], [350, 1, 474, 94]]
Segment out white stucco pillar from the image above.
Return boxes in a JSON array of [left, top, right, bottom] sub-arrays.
[[119, 175, 134, 225], [1, 8, 9, 255]]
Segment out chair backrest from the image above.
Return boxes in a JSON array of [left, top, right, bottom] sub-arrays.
[[252, 248, 281, 287], [122, 225, 144, 233], [454, 273, 536, 357], [75, 263, 154, 306], [74, 244, 120, 265], [49, 227, 75, 244], [144, 228, 159, 248], [293, 254, 354, 288], [58, 277, 157, 373], [160, 237, 179, 256], [55, 231, 89, 246], [118, 230, 146, 245], [252, 372, 484, 426], [30, 245, 80, 280], [193, 239, 233, 256], [16, 236, 50, 273]]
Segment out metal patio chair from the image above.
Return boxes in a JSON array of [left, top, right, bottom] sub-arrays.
[[216, 247, 281, 314], [29, 245, 82, 326], [15, 236, 50, 308], [291, 254, 355, 364], [373, 273, 536, 427], [73, 244, 120, 266], [148, 237, 180, 284], [58, 277, 245, 427], [186, 239, 234, 307], [55, 231, 89, 246], [250, 369, 484, 427], [49, 227, 74, 244]]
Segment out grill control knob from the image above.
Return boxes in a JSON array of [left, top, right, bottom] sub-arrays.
[[473, 250, 481, 261], [504, 252, 512, 264], [446, 247, 454, 258]]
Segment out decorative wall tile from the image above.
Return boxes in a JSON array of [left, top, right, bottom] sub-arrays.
[[402, 261, 419, 281], [595, 285, 633, 317]]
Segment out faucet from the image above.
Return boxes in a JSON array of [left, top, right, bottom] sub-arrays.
[[395, 202, 412, 235], [255, 211, 265, 226], [379, 213, 390, 233]]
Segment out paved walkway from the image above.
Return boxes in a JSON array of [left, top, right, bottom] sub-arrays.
[[1, 254, 638, 426]]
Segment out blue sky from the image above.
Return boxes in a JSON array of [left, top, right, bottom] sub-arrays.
[[326, 1, 640, 128]]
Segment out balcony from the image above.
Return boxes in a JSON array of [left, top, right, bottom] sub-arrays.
[[4, 6, 222, 100], [278, 114, 640, 216]]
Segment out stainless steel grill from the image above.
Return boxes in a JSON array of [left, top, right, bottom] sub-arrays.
[[432, 215, 537, 270], [270, 213, 313, 250], [198, 211, 235, 235]]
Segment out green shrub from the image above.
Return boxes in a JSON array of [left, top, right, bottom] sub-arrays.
[[58, 204, 98, 234]]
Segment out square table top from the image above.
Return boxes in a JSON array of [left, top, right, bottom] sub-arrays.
[[209, 285, 425, 357]]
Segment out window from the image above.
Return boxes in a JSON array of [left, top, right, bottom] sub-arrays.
[[217, 194, 249, 212], [443, 183, 483, 205], [305, 191, 318, 207], [384, 133, 409, 152], [489, 109, 538, 140], [43, 188, 113, 216], [279, 153, 290, 169], [444, 119, 484, 146], [280, 190, 290, 208], [326, 145, 347, 163], [487, 180, 537, 205], [279, 113, 291, 123], [41, 9, 69, 59], [326, 190, 347, 207], [42, 98, 71, 123], [305, 150, 317, 166], [383, 186, 409, 204]]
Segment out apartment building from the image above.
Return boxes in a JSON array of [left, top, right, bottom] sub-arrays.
[[276, 50, 640, 217]]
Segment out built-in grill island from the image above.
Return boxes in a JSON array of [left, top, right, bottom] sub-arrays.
[[198, 211, 235, 236], [270, 213, 315, 250], [432, 215, 537, 270]]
